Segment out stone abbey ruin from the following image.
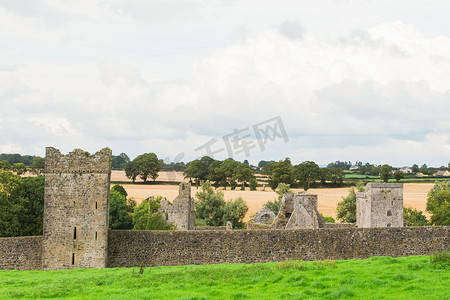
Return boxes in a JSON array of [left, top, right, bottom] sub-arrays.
[[0, 147, 448, 270], [250, 182, 405, 230]]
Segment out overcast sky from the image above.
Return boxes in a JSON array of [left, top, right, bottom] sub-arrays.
[[1, 0, 450, 167]]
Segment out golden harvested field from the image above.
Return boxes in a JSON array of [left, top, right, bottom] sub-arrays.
[[111, 171, 434, 222]]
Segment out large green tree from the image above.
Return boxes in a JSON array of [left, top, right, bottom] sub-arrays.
[[16, 176, 45, 236], [124, 160, 140, 183], [30, 157, 45, 175], [223, 197, 248, 229], [134, 153, 162, 182], [380, 164, 392, 182], [195, 181, 248, 228], [109, 189, 133, 230], [319, 168, 332, 184], [111, 184, 128, 197], [184, 156, 214, 187], [393, 170, 405, 182], [263, 158, 294, 191], [426, 182, 450, 226], [330, 168, 344, 184], [0, 171, 28, 237], [294, 161, 321, 191], [403, 207, 428, 226], [206, 160, 224, 188], [195, 181, 226, 226], [233, 163, 255, 190], [249, 177, 258, 191], [219, 158, 240, 189], [12, 163, 27, 176], [132, 196, 174, 230], [0, 160, 10, 170], [336, 184, 364, 223], [111, 153, 130, 170]]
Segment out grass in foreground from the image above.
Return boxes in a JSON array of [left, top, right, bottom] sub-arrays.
[[0, 255, 449, 299]]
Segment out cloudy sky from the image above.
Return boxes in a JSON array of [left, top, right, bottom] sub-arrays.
[[1, 0, 450, 167]]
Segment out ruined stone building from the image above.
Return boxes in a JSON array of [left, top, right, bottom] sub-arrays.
[[159, 182, 195, 230], [42, 147, 112, 270], [356, 182, 403, 228], [249, 192, 327, 229], [251, 206, 276, 225], [272, 192, 324, 229]]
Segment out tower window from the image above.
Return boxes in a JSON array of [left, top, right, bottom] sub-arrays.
[[95, 202, 98, 209], [387, 210, 392, 216], [387, 223, 391, 227], [72, 253, 75, 265], [73, 227, 77, 240], [95, 231, 97, 240]]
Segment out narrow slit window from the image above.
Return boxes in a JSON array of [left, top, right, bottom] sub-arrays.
[[95, 231, 97, 240], [72, 253, 75, 265], [95, 202, 98, 209], [73, 227, 77, 240]]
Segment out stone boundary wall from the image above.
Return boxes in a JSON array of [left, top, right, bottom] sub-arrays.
[[1, 227, 448, 270], [0, 236, 42, 270], [108, 227, 449, 268]]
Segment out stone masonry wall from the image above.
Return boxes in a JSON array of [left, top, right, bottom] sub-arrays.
[[1, 227, 448, 270], [107, 227, 449, 268], [0, 236, 42, 270], [42, 147, 112, 270]]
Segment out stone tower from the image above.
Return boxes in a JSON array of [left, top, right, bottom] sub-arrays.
[[162, 182, 195, 230], [42, 147, 112, 270], [356, 182, 403, 228]]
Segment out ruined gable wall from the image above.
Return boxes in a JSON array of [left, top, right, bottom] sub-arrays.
[[42, 147, 111, 270], [166, 183, 195, 230]]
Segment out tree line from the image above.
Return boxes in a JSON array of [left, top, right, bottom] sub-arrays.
[[183, 157, 256, 190], [262, 158, 344, 191]]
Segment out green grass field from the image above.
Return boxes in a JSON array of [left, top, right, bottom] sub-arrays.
[[1, 255, 449, 299]]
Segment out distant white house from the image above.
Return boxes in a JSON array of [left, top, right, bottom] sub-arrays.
[[434, 170, 450, 177], [400, 167, 413, 173], [349, 165, 359, 170]]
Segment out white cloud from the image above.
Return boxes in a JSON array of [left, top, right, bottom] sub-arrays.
[[0, 1, 450, 167], [0, 141, 25, 154]]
